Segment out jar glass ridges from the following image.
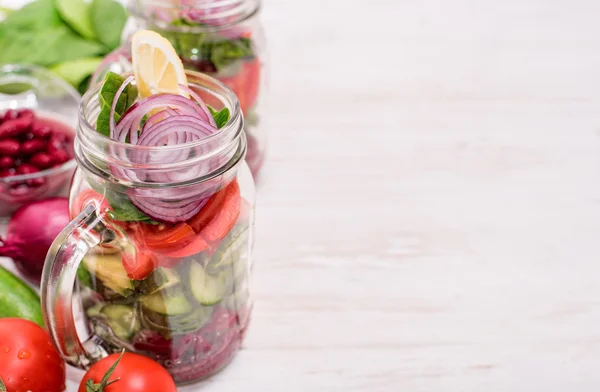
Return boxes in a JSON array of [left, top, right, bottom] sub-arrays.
[[42, 70, 255, 385]]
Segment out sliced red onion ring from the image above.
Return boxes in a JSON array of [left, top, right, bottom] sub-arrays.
[[179, 84, 217, 128], [106, 79, 226, 223]]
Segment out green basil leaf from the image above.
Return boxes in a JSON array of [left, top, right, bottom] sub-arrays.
[[55, 0, 96, 40], [96, 72, 138, 137], [90, 0, 128, 50], [208, 106, 231, 129]]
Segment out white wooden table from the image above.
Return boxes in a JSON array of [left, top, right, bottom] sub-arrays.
[[4, 0, 600, 390]]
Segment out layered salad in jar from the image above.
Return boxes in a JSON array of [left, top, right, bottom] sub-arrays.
[[76, 30, 253, 383], [95, 0, 265, 176]]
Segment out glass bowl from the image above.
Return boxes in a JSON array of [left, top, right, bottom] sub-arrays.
[[0, 64, 79, 218]]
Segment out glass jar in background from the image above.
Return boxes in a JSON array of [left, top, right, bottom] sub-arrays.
[[42, 71, 255, 385], [92, 0, 267, 178]]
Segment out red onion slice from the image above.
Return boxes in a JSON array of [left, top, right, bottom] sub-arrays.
[[179, 85, 217, 128], [105, 79, 227, 223]]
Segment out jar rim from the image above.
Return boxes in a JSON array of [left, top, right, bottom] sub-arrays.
[[79, 70, 243, 154], [76, 70, 246, 188], [129, 0, 260, 29]]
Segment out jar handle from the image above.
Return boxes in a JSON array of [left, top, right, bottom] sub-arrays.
[[41, 203, 111, 368]]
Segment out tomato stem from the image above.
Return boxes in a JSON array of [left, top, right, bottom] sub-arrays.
[[0, 376, 6, 392], [85, 349, 125, 392]]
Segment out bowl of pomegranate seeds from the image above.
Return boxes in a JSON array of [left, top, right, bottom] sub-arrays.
[[0, 64, 79, 217]]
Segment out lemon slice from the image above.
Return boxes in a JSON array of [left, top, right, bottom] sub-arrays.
[[131, 30, 188, 98]]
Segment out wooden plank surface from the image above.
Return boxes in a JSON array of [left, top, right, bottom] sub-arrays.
[[4, 0, 600, 390]]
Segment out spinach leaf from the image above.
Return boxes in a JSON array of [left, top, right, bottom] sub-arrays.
[[0, 26, 105, 66], [208, 106, 231, 129], [106, 192, 158, 224], [49, 57, 103, 88], [96, 72, 138, 137], [210, 38, 253, 71], [90, 0, 128, 50], [1, 0, 62, 31], [108, 205, 158, 224], [55, 0, 96, 40], [160, 22, 254, 72], [87, 179, 157, 224]]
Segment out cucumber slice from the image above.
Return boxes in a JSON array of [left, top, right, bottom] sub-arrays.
[[138, 267, 180, 296], [141, 305, 214, 336], [141, 288, 192, 316], [189, 262, 229, 305], [83, 254, 134, 297], [100, 304, 140, 340]]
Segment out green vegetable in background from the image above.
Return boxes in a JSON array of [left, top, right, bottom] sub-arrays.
[[0, 266, 44, 327], [91, 0, 128, 50], [161, 23, 255, 73], [0, 0, 128, 92], [49, 57, 104, 93], [1, 0, 62, 30], [55, 0, 96, 40]]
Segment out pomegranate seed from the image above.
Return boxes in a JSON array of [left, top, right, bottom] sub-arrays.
[[0, 156, 14, 168], [29, 152, 53, 169], [30, 123, 53, 139], [49, 149, 70, 166], [0, 139, 20, 156], [2, 109, 18, 122], [47, 135, 66, 153], [0, 117, 34, 139], [21, 139, 46, 155], [17, 109, 35, 120], [0, 169, 12, 177], [16, 164, 38, 175]]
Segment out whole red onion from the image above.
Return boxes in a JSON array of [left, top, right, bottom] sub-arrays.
[[0, 198, 70, 283]]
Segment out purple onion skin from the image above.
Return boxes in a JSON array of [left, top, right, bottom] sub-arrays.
[[0, 197, 70, 284]]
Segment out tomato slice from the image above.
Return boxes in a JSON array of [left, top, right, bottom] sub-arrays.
[[71, 189, 110, 219], [137, 222, 196, 251], [188, 189, 227, 233], [219, 58, 260, 114], [199, 180, 241, 243], [160, 233, 209, 259], [122, 247, 157, 280]]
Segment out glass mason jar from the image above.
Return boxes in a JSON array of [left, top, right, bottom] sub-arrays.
[[41, 71, 255, 385], [91, 0, 267, 178]]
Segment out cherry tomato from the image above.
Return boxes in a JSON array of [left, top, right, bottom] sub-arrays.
[[78, 352, 177, 392], [0, 318, 65, 392]]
